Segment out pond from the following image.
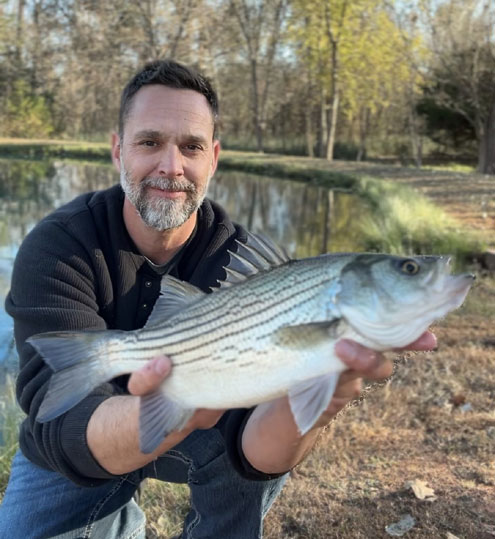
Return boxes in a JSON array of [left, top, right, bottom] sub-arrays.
[[0, 157, 369, 419]]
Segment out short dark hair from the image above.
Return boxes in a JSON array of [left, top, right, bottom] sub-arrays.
[[118, 59, 219, 139]]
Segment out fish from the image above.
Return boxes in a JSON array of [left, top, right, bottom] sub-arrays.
[[27, 232, 474, 453]]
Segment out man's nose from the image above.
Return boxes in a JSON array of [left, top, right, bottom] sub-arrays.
[[157, 145, 184, 178]]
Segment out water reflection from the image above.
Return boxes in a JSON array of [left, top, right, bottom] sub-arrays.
[[211, 171, 367, 258], [0, 158, 368, 409]]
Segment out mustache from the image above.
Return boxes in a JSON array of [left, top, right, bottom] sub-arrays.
[[142, 177, 196, 193]]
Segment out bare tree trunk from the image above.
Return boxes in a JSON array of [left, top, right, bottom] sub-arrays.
[[15, 0, 25, 62], [230, 0, 287, 154], [323, 1, 347, 162], [477, 99, 495, 174], [167, 0, 194, 58], [304, 106, 315, 157], [249, 58, 264, 152], [326, 84, 339, 161], [357, 106, 370, 161], [408, 104, 422, 168], [31, 0, 43, 89], [318, 89, 327, 158], [137, 1, 157, 60]]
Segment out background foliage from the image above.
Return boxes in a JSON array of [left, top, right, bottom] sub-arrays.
[[0, 0, 494, 172]]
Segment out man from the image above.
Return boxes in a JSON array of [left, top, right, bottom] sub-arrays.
[[0, 60, 435, 538]]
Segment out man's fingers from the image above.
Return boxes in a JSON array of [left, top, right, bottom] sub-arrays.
[[335, 340, 381, 372], [396, 330, 437, 351], [334, 340, 394, 380], [128, 356, 172, 396]]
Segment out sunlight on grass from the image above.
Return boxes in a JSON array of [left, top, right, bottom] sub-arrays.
[[422, 163, 476, 173], [0, 375, 23, 498], [141, 479, 190, 538], [356, 180, 486, 261]]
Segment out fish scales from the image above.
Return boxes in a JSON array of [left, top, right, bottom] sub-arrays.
[[126, 258, 343, 365], [143, 257, 337, 343], [27, 235, 474, 454]]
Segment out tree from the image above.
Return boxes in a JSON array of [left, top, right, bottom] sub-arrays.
[[290, 0, 419, 161], [420, 0, 495, 173], [228, 0, 288, 152], [4, 79, 54, 137], [290, 0, 352, 160]]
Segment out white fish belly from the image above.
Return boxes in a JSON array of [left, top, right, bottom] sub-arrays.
[[161, 336, 347, 410]]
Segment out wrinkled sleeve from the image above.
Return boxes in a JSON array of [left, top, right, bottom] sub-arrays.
[[6, 220, 123, 486]]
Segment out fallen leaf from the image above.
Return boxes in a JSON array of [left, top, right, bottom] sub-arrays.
[[450, 394, 466, 407], [405, 479, 436, 500], [385, 514, 416, 537], [446, 533, 460, 539]]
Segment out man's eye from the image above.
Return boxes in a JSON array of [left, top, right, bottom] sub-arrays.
[[140, 140, 157, 147], [184, 144, 203, 152]]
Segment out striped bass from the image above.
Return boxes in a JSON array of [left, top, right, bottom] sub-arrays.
[[28, 233, 474, 453]]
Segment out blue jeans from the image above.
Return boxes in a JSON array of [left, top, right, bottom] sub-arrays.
[[0, 428, 287, 538]]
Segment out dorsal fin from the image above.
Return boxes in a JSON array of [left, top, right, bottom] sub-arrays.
[[245, 232, 290, 265], [144, 275, 206, 329], [218, 232, 290, 289]]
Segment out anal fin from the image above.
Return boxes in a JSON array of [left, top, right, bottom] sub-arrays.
[[139, 391, 194, 453], [288, 374, 340, 434]]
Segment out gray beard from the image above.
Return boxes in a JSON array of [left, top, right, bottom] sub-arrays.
[[120, 168, 208, 231]]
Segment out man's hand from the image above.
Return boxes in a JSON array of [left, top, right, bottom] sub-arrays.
[[316, 330, 438, 423], [128, 356, 225, 434], [88, 356, 224, 475], [241, 331, 437, 475]]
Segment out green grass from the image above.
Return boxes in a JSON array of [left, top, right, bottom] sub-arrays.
[[352, 179, 486, 262], [420, 163, 477, 173], [140, 480, 190, 538], [0, 138, 111, 162], [0, 376, 24, 498]]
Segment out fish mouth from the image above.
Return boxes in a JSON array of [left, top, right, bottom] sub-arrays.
[[439, 273, 474, 310], [340, 269, 475, 350]]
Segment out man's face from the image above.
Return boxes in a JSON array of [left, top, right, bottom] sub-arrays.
[[116, 85, 219, 231]]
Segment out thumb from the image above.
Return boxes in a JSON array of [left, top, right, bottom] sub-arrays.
[[127, 355, 172, 396]]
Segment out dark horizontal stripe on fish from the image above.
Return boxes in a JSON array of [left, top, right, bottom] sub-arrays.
[[136, 275, 327, 352], [132, 284, 326, 356], [139, 263, 325, 342], [172, 353, 211, 366], [162, 290, 323, 363]]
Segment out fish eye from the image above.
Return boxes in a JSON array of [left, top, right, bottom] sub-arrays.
[[400, 259, 420, 275]]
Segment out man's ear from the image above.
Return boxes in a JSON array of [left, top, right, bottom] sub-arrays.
[[111, 132, 121, 172], [210, 139, 221, 178]]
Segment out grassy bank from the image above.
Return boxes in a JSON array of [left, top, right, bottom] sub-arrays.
[[0, 138, 110, 162], [0, 376, 25, 497]]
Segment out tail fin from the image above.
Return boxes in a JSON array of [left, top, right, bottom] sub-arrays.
[[27, 330, 139, 422]]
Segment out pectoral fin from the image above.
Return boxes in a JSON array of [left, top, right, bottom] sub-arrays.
[[288, 374, 340, 434], [273, 320, 342, 350], [139, 391, 194, 453]]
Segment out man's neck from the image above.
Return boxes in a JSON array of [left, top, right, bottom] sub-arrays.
[[123, 198, 197, 265]]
